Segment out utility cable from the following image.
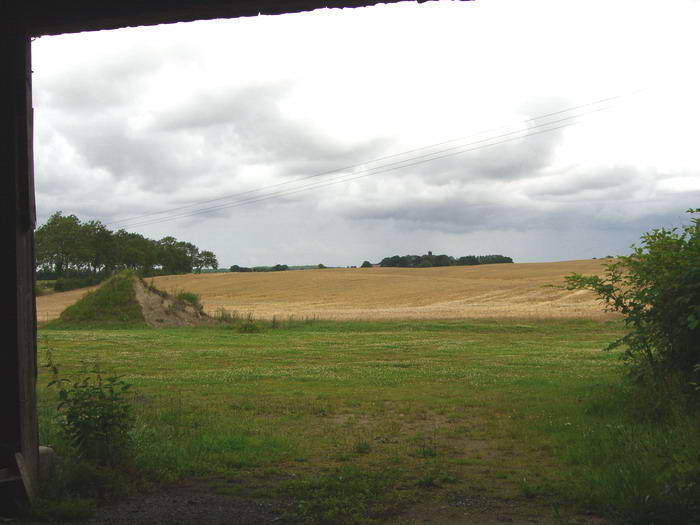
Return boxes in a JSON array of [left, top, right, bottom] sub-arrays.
[[106, 92, 631, 228]]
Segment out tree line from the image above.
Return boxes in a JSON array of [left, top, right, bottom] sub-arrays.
[[36, 212, 219, 287], [229, 264, 289, 273], [378, 251, 513, 268]]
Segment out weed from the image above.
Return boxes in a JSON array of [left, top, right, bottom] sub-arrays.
[[353, 439, 372, 455], [239, 313, 261, 333], [411, 432, 438, 458], [214, 307, 239, 324], [416, 472, 440, 488], [45, 351, 135, 465], [175, 291, 203, 312]]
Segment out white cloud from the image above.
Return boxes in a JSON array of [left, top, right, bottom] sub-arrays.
[[31, 0, 700, 266]]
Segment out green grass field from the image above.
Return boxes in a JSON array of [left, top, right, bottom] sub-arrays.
[[35, 319, 699, 524]]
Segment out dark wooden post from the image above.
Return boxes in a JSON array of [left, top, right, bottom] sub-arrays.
[[0, 9, 39, 495]]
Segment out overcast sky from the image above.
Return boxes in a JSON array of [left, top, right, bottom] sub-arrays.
[[31, 0, 700, 267]]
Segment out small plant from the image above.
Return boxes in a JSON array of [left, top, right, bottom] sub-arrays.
[[45, 351, 135, 465], [214, 307, 239, 324], [352, 439, 371, 455], [175, 291, 203, 312], [238, 313, 260, 333]]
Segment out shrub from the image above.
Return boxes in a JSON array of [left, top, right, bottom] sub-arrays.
[[54, 274, 106, 292], [360, 261, 372, 268], [566, 209, 700, 395], [46, 353, 135, 465]]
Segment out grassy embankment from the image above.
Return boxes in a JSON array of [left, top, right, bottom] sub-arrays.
[[44, 271, 147, 330], [34, 316, 700, 524]]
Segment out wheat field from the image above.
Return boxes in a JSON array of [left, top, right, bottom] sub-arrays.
[[37, 259, 616, 322]]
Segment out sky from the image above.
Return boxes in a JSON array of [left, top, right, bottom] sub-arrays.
[[31, 0, 700, 268]]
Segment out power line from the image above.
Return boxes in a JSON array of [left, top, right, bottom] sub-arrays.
[[115, 110, 603, 229], [106, 93, 630, 229]]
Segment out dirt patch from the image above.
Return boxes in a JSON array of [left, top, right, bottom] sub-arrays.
[[132, 279, 218, 328], [12, 482, 609, 525], [386, 496, 610, 525], [15, 482, 287, 525]]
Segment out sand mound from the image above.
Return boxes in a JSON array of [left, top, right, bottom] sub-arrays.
[[134, 278, 217, 328]]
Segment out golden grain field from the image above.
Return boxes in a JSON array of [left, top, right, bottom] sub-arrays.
[[36, 259, 616, 322]]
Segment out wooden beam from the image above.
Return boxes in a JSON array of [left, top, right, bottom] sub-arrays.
[[23, 0, 438, 36], [0, 9, 38, 496]]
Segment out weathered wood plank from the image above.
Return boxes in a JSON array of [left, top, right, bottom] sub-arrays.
[[0, 10, 38, 496]]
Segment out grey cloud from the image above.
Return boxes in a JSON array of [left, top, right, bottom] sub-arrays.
[[528, 166, 639, 198], [337, 175, 700, 236], [153, 84, 392, 176], [464, 126, 565, 181], [36, 51, 161, 112], [372, 122, 567, 189]]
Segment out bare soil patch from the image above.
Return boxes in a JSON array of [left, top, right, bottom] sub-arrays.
[[133, 279, 217, 328]]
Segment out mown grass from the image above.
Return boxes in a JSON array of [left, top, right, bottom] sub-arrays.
[[33, 319, 699, 524]]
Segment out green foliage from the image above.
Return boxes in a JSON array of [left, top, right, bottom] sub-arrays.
[[379, 252, 513, 268], [35, 211, 219, 278], [360, 260, 373, 268], [54, 273, 107, 292], [566, 209, 700, 394], [229, 264, 253, 272], [46, 271, 147, 329], [175, 291, 203, 312], [35, 280, 54, 296], [193, 250, 218, 273], [45, 353, 135, 466]]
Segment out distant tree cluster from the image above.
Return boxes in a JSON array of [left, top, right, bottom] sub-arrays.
[[379, 251, 513, 268], [229, 264, 289, 273], [35, 212, 219, 281]]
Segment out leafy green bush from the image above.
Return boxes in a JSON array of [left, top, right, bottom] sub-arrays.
[[566, 209, 700, 395], [46, 354, 135, 465], [54, 274, 106, 292]]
